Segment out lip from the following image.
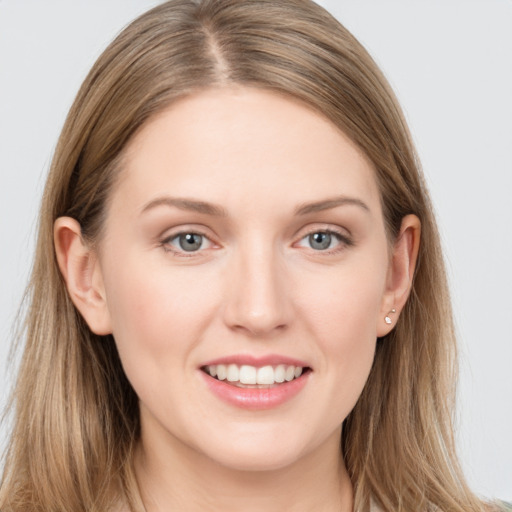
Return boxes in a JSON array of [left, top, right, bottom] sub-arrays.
[[199, 356, 311, 411], [200, 354, 310, 368]]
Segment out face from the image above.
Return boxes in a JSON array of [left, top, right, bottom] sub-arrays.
[[95, 87, 393, 472]]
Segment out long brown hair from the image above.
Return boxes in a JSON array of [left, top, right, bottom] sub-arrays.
[[0, 1, 494, 510]]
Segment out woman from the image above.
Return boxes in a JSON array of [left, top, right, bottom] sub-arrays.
[[0, 1, 507, 511]]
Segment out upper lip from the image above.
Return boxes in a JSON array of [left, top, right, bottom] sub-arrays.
[[200, 354, 310, 368]]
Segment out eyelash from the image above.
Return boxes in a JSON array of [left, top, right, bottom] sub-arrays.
[[295, 228, 353, 255], [160, 227, 353, 257], [160, 230, 215, 257]]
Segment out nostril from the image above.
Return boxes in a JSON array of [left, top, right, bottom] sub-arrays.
[[231, 323, 288, 338]]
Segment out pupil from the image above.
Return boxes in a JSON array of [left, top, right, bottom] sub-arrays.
[[179, 233, 202, 251], [310, 232, 331, 250]]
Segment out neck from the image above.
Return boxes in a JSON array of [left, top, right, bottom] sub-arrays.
[[134, 424, 353, 512]]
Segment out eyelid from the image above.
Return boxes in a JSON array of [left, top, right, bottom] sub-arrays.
[[160, 226, 220, 256], [158, 223, 353, 257], [293, 225, 354, 254]]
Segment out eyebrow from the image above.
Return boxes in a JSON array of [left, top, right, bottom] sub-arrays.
[[140, 197, 228, 217], [140, 194, 370, 217], [294, 196, 370, 215]]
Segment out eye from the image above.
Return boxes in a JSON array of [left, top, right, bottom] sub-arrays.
[[307, 232, 335, 250], [296, 229, 351, 252], [163, 232, 214, 254]]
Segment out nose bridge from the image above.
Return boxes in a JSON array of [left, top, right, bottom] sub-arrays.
[[224, 235, 290, 336]]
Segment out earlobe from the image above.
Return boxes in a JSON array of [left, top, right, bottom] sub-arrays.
[[377, 214, 421, 337], [54, 217, 112, 335]]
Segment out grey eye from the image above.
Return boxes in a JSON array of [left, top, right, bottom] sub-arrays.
[[308, 232, 333, 250], [177, 233, 204, 252]]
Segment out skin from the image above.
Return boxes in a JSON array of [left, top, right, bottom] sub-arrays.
[[55, 87, 420, 512]]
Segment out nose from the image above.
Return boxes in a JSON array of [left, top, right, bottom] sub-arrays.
[[222, 243, 292, 337]]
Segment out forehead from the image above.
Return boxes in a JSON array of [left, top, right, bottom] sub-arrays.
[[113, 87, 381, 219]]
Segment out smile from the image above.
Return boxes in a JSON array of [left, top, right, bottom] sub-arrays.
[[199, 360, 312, 410], [202, 364, 306, 387]]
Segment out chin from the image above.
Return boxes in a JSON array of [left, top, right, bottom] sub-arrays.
[[211, 449, 303, 473], [196, 428, 315, 473]]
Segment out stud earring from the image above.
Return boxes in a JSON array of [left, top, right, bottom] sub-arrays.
[[384, 308, 396, 325]]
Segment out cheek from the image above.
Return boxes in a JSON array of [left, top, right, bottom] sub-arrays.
[[298, 253, 387, 346], [309, 275, 382, 375], [295, 253, 387, 415], [100, 255, 219, 377]]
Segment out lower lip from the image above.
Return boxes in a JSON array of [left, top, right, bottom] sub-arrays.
[[200, 370, 310, 410]]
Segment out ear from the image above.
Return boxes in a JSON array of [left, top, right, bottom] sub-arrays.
[[54, 217, 112, 335], [376, 214, 421, 337]]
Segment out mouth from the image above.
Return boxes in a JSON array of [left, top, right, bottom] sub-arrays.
[[201, 364, 312, 388], [199, 355, 312, 410]]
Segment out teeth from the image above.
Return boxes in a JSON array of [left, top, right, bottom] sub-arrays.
[[256, 365, 274, 385], [216, 364, 227, 381], [239, 365, 257, 384], [227, 364, 239, 382], [205, 364, 306, 385], [274, 365, 286, 383]]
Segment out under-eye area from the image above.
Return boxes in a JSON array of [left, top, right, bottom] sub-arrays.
[[201, 364, 312, 387]]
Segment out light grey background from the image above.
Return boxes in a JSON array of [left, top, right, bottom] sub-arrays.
[[1, 0, 511, 501]]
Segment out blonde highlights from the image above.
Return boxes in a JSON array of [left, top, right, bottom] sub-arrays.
[[0, 1, 494, 511]]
